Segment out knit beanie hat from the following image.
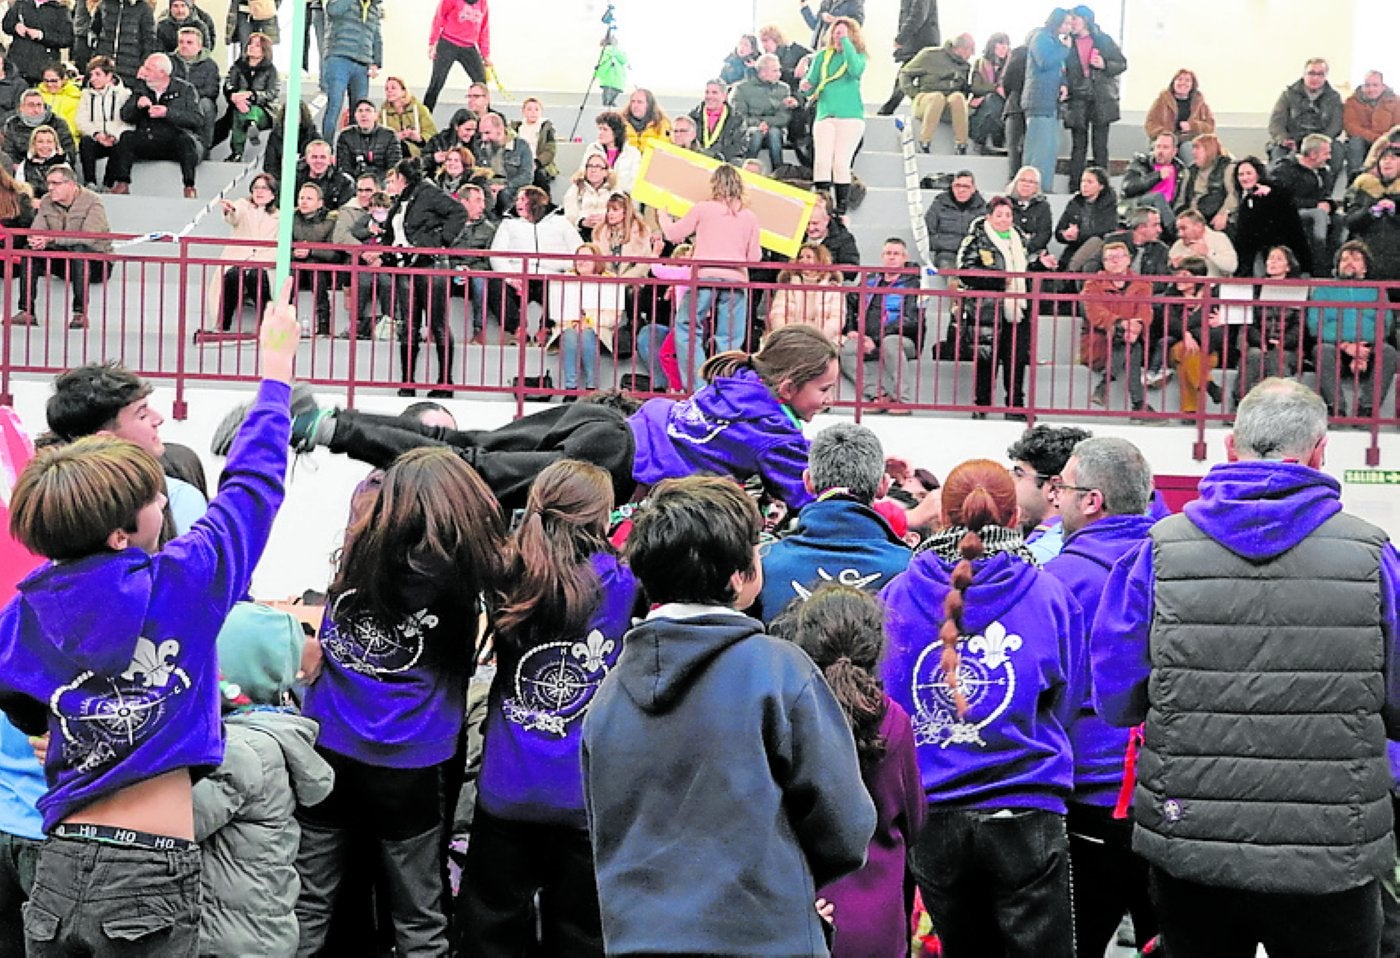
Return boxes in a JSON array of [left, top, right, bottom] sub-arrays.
[[215, 602, 304, 706]]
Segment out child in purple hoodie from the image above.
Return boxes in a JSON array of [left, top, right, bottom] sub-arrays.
[[0, 284, 300, 957], [880, 458, 1084, 958], [457, 459, 639, 955]]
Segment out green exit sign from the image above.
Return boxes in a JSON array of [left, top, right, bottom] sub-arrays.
[[1344, 470, 1400, 484]]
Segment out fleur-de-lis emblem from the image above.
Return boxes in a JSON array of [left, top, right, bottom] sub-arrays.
[[966, 621, 1022, 670], [571, 630, 614, 672]]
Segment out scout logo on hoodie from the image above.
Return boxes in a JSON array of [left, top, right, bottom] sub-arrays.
[[910, 621, 1022, 748], [322, 591, 439, 677], [49, 637, 193, 773], [667, 400, 732, 446], [503, 630, 617, 737]]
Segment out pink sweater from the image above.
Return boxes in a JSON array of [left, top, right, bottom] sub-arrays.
[[429, 0, 490, 58], [660, 200, 761, 281]]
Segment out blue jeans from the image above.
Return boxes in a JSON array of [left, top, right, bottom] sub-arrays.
[[466, 275, 489, 334], [321, 55, 370, 142], [559, 327, 600, 390], [633, 323, 670, 389], [672, 286, 748, 390], [1025, 114, 1060, 193], [746, 126, 785, 169]]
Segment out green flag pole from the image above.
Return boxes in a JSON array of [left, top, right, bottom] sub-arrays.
[[274, 0, 309, 293]]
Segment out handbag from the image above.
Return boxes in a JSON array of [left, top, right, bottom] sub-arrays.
[[957, 300, 998, 362], [249, 0, 277, 22]]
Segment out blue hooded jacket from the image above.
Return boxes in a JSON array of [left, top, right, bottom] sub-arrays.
[[628, 366, 814, 509], [1092, 461, 1400, 731], [0, 381, 289, 832], [1023, 12, 1070, 118], [881, 548, 1084, 812], [1045, 513, 1155, 806], [756, 496, 911, 624]]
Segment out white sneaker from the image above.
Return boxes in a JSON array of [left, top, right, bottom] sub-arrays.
[[1144, 367, 1173, 389]]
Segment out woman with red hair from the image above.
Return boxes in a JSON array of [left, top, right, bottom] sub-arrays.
[[880, 458, 1084, 957]]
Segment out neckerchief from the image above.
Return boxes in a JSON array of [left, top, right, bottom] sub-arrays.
[[915, 523, 1038, 566], [699, 106, 729, 150], [809, 46, 850, 102]]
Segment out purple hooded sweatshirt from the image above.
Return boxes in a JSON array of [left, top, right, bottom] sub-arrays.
[[1091, 461, 1400, 731], [628, 367, 814, 510], [1044, 513, 1156, 806], [880, 549, 1085, 813], [477, 553, 638, 828], [0, 380, 290, 832]]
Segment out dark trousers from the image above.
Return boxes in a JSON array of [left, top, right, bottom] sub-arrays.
[[1067, 803, 1158, 957], [77, 136, 118, 186], [395, 273, 455, 386], [108, 127, 201, 188], [220, 265, 271, 330], [423, 39, 486, 112], [0, 830, 41, 957], [500, 279, 547, 335], [909, 807, 1075, 958], [19, 256, 111, 313], [972, 314, 1031, 409], [1068, 120, 1111, 186], [1151, 867, 1382, 958], [298, 267, 333, 333], [1005, 113, 1026, 180], [456, 806, 603, 957]]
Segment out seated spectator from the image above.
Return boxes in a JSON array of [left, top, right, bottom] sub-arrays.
[[768, 242, 845, 341], [689, 79, 747, 162], [2, 87, 75, 169], [424, 107, 478, 173], [465, 81, 506, 130], [968, 33, 1010, 155], [333, 170, 378, 246], [36, 64, 80, 143], [549, 242, 624, 393], [668, 113, 700, 151], [1343, 144, 1400, 281], [1169, 208, 1238, 277], [1177, 132, 1236, 232], [721, 33, 759, 86], [475, 111, 533, 213], [2, 0, 73, 87], [1268, 133, 1340, 275], [1106, 205, 1172, 277], [156, 0, 216, 53], [512, 96, 557, 190], [1121, 132, 1185, 237], [1268, 57, 1344, 182], [0, 46, 25, 123], [0, 162, 33, 274], [347, 188, 395, 340], [841, 237, 921, 411], [1164, 256, 1229, 413], [926, 169, 986, 269], [75, 55, 131, 189], [490, 185, 584, 345], [91, 0, 157, 88], [449, 182, 499, 344], [169, 25, 218, 153], [109, 53, 204, 198], [1238, 245, 1309, 398], [295, 137, 353, 211], [621, 87, 669, 152], [733, 54, 795, 171], [562, 155, 615, 240], [334, 98, 402, 179], [17, 123, 66, 197], [1055, 166, 1119, 271], [291, 181, 337, 336], [1231, 155, 1313, 277], [1144, 69, 1215, 162], [1342, 71, 1397, 182], [1307, 240, 1395, 417], [379, 75, 435, 158], [261, 99, 313, 176], [579, 110, 639, 194], [15, 164, 111, 328], [758, 23, 810, 93], [1082, 240, 1154, 414], [213, 172, 277, 331], [592, 190, 660, 326], [432, 145, 479, 197], [1005, 164, 1058, 269], [1363, 124, 1400, 173], [956, 196, 1031, 417], [212, 30, 276, 162], [805, 192, 860, 270], [900, 33, 975, 154]]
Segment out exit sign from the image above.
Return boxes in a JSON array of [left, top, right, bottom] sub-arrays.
[[1344, 470, 1400, 484]]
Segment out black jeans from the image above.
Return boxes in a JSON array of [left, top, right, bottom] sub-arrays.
[[1151, 866, 1382, 958], [972, 313, 1031, 409], [19, 256, 111, 313], [78, 136, 118, 186], [1068, 119, 1112, 186], [909, 806, 1075, 958], [455, 806, 603, 957], [0, 830, 41, 957], [423, 39, 486, 112], [1067, 803, 1158, 957], [108, 127, 201, 188], [395, 272, 455, 387], [23, 837, 201, 957], [220, 265, 271, 330]]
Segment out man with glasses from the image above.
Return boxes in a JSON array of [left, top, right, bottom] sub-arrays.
[[1268, 58, 1344, 181], [1043, 437, 1160, 958], [13, 165, 112, 329], [464, 82, 506, 130], [1006, 423, 1092, 562], [2, 88, 75, 169], [924, 169, 985, 269]]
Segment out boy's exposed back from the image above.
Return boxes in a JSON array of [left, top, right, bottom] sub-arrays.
[[581, 475, 876, 958]]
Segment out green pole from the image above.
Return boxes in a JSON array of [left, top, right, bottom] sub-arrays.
[[274, 0, 309, 291]]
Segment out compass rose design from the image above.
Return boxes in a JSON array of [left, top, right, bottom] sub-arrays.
[[503, 630, 618, 737], [910, 621, 1023, 748]]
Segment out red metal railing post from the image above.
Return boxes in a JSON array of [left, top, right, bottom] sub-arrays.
[[171, 237, 190, 419]]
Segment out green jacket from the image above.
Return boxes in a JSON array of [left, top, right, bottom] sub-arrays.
[[595, 46, 628, 89], [898, 41, 971, 100], [803, 38, 866, 121], [731, 77, 792, 129]]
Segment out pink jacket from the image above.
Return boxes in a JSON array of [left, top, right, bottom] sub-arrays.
[[429, 0, 490, 59], [660, 200, 761, 282]]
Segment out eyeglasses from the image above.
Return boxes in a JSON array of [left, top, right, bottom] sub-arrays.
[[585, 164, 608, 171], [1011, 464, 1053, 484], [44, 179, 65, 188], [42, 77, 62, 84], [357, 186, 374, 193], [1305, 70, 1327, 77], [1049, 478, 1097, 496]]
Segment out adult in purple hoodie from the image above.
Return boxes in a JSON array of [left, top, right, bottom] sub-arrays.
[[881, 458, 1083, 957], [1042, 437, 1159, 957], [1092, 377, 1400, 957]]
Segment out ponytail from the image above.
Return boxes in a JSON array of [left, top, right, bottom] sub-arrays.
[[699, 324, 838, 392], [938, 531, 985, 717], [823, 655, 888, 767]]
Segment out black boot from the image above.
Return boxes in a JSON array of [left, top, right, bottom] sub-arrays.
[[878, 89, 904, 116], [833, 183, 850, 217], [813, 180, 832, 209]]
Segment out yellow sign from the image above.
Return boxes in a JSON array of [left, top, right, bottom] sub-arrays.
[[632, 140, 816, 258]]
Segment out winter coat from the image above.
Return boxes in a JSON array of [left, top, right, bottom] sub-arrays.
[[2, 0, 74, 84], [766, 272, 846, 342], [590, 220, 652, 278], [898, 40, 970, 100], [1268, 153, 1337, 210], [33, 184, 110, 252], [731, 77, 793, 129], [223, 57, 280, 110], [957, 215, 1030, 329], [1054, 188, 1119, 263], [380, 96, 436, 157], [38, 79, 82, 143], [622, 113, 667, 154], [893, 0, 939, 61], [852, 263, 922, 341], [490, 209, 584, 277], [593, 46, 627, 91], [512, 118, 557, 176], [192, 712, 334, 958], [1009, 191, 1052, 255], [1021, 27, 1067, 119], [385, 180, 467, 261], [1061, 20, 1126, 129], [1, 107, 76, 168], [0, 59, 24, 121], [1081, 273, 1152, 368], [18, 151, 66, 197], [1001, 44, 1027, 120], [334, 124, 401, 178], [120, 76, 204, 142], [155, 9, 214, 52], [449, 214, 498, 271], [1233, 181, 1313, 276], [1269, 79, 1344, 147], [720, 51, 757, 87], [800, 0, 864, 49], [1344, 171, 1400, 280], [1144, 88, 1215, 141], [1178, 155, 1237, 222], [578, 141, 638, 194], [323, 0, 381, 67], [291, 206, 338, 262], [1344, 87, 1400, 147], [225, 0, 280, 45], [1121, 151, 1186, 210], [219, 197, 278, 264], [925, 188, 987, 256], [295, 164, 355, 212], [688, 103, 748, 163], [91, 0, 157, 85], [1306, 282, 1388, 344], [172, 50, 221, 103]]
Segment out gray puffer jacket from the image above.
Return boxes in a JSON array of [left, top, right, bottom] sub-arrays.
[[193, 711, 335, 958]]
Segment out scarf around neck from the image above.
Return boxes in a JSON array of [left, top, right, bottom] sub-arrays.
[[916, 523, 1039, 566]]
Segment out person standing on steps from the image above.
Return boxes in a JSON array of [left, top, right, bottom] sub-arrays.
[[424, 0, 490, 112], [801, 16, 866, 219], [878, 0, 939, 116]]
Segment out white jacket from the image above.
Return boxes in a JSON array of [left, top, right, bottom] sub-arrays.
[[489, 210, 585, 276]]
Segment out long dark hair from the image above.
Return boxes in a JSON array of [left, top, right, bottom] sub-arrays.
[[790, 584, 889, 767], [332, 447, 505, 642], [494, 460, 615, 657]]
